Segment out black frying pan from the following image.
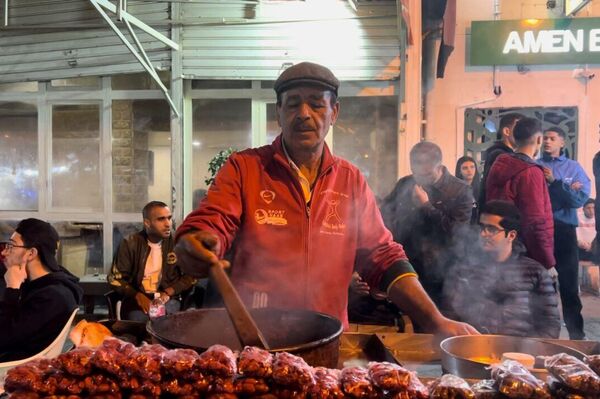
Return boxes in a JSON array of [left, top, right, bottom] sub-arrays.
[[147, 307, 343, 368]]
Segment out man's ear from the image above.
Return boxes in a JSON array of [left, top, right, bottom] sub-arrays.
[[143, 218, 150, 230], [27, 246, 38, 262], [507, 230, 517, 242]]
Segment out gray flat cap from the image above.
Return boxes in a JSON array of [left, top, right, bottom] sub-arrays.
[[274, 62, 340, 95]]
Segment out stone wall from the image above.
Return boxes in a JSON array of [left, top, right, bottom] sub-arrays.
[[112, 100, 150, 212]]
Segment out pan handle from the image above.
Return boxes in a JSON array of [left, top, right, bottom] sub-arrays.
[[208, 261, 270, 350]]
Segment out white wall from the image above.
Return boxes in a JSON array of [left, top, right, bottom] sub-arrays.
[[420, 0, 600, 194]]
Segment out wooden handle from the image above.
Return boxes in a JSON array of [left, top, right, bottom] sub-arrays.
[[208, 262, 270, 349]]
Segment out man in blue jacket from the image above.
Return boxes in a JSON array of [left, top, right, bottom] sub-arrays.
[[538, 126, 590, 340]]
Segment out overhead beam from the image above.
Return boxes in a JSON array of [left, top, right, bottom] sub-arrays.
[[92, 0, 178, 50], [89, 0, 180, 116]]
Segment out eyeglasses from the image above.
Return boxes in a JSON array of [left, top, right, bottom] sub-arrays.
[[0, 242, 30, 251], [478, 223, 506, 236]]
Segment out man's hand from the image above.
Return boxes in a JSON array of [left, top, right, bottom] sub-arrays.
[[571, 181, 583, 191], [159, 292, 170, 304], [433, 316, 479, 337], [579, 240, 592, 251], [135, 292, 152, 314], [542, 167, 555, 184], [412, 185, 430, 206], [349, 272, 370, 297], [174, 231, 230, 278], [4, 260, 27, 289]]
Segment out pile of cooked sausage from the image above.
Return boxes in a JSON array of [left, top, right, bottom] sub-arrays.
[[4, 339, 600, 399]]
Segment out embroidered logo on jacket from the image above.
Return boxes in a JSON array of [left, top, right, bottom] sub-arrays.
[[255, 209, 288, 226], [260, 190, 276, 204], [320, 190, 348, 236]]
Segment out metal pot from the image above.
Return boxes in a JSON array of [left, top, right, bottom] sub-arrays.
[[440, 335, 586, 379], [147, 308, 343, 368]]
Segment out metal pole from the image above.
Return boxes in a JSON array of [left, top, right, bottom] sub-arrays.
[[4, 0, 8, 27]]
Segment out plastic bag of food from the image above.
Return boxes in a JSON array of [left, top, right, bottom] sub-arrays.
[[367, 361, 411, 392], [198, 344, 238, 377], [238, 346, 274, 378], [387, 372, 429, 399], [235, 377, 271, 396], [491, 360, 550, 399], [429, 374, 475, 399], [309, 367, 345, 399], [584, 355, 600, 377], [272, 352, 315, 389], [471, 379, 500, 399], [545, 353, 600, 394], [547, 376, 588, 399], [340, 366, 381, 398]]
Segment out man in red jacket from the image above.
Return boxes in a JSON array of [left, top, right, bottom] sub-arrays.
[[174, 62, 477, 336], [485, 117, 555, 269]]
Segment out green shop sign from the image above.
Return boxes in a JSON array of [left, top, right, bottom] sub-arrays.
[[470, 18, 600, 66]]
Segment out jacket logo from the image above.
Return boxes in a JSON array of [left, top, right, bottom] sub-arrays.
[[260, 190, 276, 204], [255, 209, 287, 226], [167, 252, 177, 265], [322, 199, 346, 233]]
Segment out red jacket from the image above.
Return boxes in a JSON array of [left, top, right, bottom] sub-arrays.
[[485, 153, 555, 269], [176, 136, 408, 325]]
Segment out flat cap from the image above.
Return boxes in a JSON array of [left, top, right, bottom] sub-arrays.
[[274, 62, 340, 95]]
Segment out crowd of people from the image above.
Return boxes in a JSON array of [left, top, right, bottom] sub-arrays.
[[1, 62, 598, 363]]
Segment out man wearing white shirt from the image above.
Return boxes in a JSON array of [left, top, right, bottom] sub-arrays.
[[108, 201, 196, 320], [577, 198, 596, 261]]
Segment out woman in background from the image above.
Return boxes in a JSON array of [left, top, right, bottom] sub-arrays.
[[455, 156, 481, 224]]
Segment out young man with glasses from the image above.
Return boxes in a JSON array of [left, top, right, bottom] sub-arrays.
[[0, 218, 83, 361], [443, 200, 560, 338]]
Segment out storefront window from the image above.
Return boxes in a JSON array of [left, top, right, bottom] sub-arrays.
[[51, 104, 102, 211], [50, 77, 101, 90], [266, 103, 280, 145], [0, 82, 38, 92], [0, 102, 39, 211], [112, 72, 170, 90], [53, 221, 103, 277], [335, 96, 398, 199], [112, 100, 171, 213], [113, 222, 144, 256], [191, 99, 252, 191]]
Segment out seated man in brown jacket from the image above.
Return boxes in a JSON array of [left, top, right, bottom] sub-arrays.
[[108, 201, 196, 321], [443, 200, 560, 338]]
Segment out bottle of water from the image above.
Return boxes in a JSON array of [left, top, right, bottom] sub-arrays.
[[148, 293, 166, 318]]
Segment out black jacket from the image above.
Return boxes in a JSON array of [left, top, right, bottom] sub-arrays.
[[480, 140, 514, 207], [0, 267, 83, 361], [380, 167, 473, 304], [108, 230, 196, 298], [443, 245, 560, 338]]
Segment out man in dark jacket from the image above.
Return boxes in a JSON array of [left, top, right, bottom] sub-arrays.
[[381, 141, 473, 309], [486, 117, 555, 270], [0, 218, 83, 361], [108, 201, 196, 321], [444, 201, 560, 338], [479, 113, 524, 207]]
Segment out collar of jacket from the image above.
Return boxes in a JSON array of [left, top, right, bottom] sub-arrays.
[[492, 140, 513, 153], [431, 166, 451, 191], [541, 153, 567, 162], [511, 152, 539, 165], [271, 134, 337, 177]]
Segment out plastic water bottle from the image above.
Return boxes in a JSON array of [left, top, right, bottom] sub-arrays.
[[148, 293, 166, 318]]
